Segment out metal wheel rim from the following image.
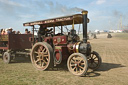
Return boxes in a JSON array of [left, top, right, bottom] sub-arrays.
[[31, 44, 50, 70], [68, 55, 87, 75], [88, 53, 99, 69]]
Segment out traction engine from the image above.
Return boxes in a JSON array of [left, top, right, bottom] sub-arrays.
[[24, 10, 102, 76]]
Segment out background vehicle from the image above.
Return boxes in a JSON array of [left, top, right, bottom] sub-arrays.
[[23, 10, 102, 76], [0, 34, 32, 63]]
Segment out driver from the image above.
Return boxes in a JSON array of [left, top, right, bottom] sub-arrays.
[[68, 29, 80, 42], [38, 25, 46, 42], [38, 25, 53, 41]]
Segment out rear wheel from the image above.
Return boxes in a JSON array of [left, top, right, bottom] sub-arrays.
[[3, 52, 11, 64], [67, 53, 88, 76], [88, 51, 102, 70], [31, 42, 54, 70]]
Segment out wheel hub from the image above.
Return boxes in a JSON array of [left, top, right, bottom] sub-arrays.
[[90, 58, 94, 63], [67, 53, 88, 76], [75, 63, 77, 67]]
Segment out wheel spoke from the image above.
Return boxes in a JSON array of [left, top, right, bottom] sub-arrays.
[[90, 63, 94, 67], [43, 55, 48, 57], [71, 59, 75, 63], [42, 48, 46, 52], [70, 63, 75, 67], [43, 60, 47, 64], [43, 51, 48, 54], [76, 67, 78, 73], [35, 59, 40, 63], [78, 57, 84, 63], [36, 56, 40, 58], [73, 56, 77, 61], [91, 54, 94, 58], [79, 68, 82, 73], [34, 51, 39, 54], [38, 47, 41, 52], [94, 60, 98, 62], [81, 63, 85, 65], [40, 60, 42, 66], [93, 56, 97, 60], [46, 57, 48, 61], [72, 66, 76, 71], [41, 62, 45, 67], [40, 46, 43, 51], [93, 62, 98, 66], [79, 66, 84, 70]]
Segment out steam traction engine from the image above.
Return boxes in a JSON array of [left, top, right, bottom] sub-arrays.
[[23, 11, 102, 76]]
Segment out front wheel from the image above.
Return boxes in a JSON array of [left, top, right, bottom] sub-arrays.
[[88, 51, 102, 70], [67, 53, 88, 76]]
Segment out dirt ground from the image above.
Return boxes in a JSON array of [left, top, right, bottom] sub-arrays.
[[0, 33, 128, 85]]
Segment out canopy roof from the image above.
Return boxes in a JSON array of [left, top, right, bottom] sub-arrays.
[[23, 14, 87, 27]]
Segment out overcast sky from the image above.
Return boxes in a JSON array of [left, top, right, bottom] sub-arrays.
[[0, 0, 128, 33]]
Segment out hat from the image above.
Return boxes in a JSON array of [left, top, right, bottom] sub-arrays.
[[9, 27, 13, 30]]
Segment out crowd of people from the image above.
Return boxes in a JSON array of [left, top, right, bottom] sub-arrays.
[[0, 28, 31, 35]]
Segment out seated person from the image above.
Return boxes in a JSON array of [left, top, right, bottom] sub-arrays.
[[68, 29, 80, 42], [25, 29, 29, 34], [0, 29, 3, 35], [45, 28, 53, 36], [7, 27, 13, 34], [28, 31, 31, 34], [16, 31, 21, 34], [12, 31, 16, 34], [38, 25, 53, 41], [1, 29, 7, 35], [38, 25, 46, 42]]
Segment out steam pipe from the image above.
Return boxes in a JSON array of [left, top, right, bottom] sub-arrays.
[[82, 11, 88, 43]]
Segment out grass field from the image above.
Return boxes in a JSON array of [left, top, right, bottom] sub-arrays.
[[0, 33, 128, 85]]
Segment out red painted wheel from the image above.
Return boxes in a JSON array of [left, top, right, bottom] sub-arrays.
[[67, 53, 88, 76], [31, 42, 53, 70]]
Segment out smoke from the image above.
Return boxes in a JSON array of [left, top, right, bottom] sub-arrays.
[[110, 10, 128, 29], [0, 0, 84, 19], [113, 10, 126, 22], [0, 0, 85, 32], [35, 1, 84, 15], [113, 10, 122, 17]]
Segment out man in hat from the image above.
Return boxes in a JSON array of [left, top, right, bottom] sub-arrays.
[[7, 27, 13, 34]]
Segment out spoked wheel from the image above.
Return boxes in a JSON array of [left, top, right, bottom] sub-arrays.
[[3, 52, 11, 64], [67, 53, 88, 76], [31, 42, 53, 70], [88, 51, 102, 70]]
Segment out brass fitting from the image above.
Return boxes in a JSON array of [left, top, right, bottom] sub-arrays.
[[82, 11, 88, 15]]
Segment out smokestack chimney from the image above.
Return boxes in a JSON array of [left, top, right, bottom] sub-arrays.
[[82, 10, 88, 43]]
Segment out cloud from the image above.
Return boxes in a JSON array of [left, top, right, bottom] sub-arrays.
[[18, 14, 35, 18], [96, 0, 106, 5], [0, 0, 23, 7]]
